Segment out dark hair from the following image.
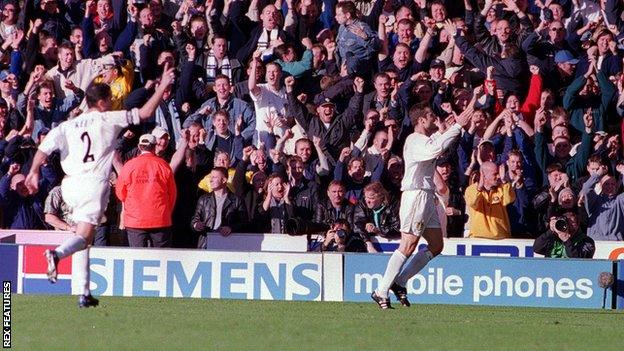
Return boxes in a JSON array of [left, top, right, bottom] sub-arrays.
[[312, 44, 327, 57], [59, 42, 74, 52], [36, 79, 55, 95], [274, 43, 295, 60], [587, 154, 603, 165], [508, 149, 523, 159], [214, 74, 231, 84], [211, 34, 228, 44], [546, 162, 563, 174], [394, 43, 411, 53], [263, 172, 285, 194], [328, 180, 345, 190], [287, 155, 304, 168], [373, 72, 390, 82], [335, 1, 357, 17], [409, 106, 433, 126], [332, 218, 351, 231], [85, 83, 112, 108], [397, 18, 415, 28], [295, 137, 312, 148], [214, 109, 230, 121], [211, 166, 228, 178]]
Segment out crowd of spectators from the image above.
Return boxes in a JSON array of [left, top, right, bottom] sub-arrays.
[[2, 0, 624, 257]]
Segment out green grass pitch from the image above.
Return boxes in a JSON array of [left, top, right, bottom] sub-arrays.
[[11, 295, 624, 351]]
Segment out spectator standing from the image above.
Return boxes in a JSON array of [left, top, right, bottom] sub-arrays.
[[465, 161, 516, 239], [115, 134, 177, 247], [191, 167, 248, 248]]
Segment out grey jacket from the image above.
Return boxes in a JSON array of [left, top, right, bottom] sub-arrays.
[[581, 174, 624, 241]]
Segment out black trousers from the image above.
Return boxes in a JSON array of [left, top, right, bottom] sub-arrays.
[[126, 227, 172, 248]]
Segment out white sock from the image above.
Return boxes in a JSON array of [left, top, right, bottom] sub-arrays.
[[394, 249, 434, 287], [55, 236, 87, 260], [73, 247, 91, 296], [376, 250, 407, 298]]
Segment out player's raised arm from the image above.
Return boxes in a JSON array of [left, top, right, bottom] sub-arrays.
[[137, 65, 177, 120]]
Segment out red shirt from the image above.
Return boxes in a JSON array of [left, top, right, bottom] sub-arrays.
[[116, 152, 177, 228]]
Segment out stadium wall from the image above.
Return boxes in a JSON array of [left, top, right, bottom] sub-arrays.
[[0, 243, 621, 309], [3, 229, 624, 259]]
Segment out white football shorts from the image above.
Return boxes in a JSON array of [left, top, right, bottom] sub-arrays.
[[61, 177, 110, 225], [399, 189, 440, 236]]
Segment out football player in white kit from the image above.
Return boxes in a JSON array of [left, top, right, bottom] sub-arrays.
[[25, 67, 176, 307], [371, 106, 471, 309]]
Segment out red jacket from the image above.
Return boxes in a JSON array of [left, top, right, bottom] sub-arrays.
[[116, 152, 177, 228]]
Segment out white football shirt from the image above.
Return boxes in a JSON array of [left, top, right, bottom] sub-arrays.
[[39, 109, 140, 180], [401, 123, 462, 192]]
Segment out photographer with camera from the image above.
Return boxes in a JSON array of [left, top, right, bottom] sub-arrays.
[[533, 209, 595, 258], [318, 219, 365, 252]]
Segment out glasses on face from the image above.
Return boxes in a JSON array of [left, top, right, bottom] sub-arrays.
[[550, 27, 565, 32]]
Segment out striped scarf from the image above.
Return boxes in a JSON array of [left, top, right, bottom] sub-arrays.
[[257, 28, 278, 51], [206, 50, 231, 83]]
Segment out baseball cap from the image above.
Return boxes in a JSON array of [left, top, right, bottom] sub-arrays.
[[430, 59, 446, 69], [151, 126, 169, 139], [319, 98, 335, 107], [554, 50, 579, 65], [138, 134, 156, 146], [0, 70, 10, 81]]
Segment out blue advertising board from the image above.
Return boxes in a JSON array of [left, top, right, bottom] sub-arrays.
[[0, 245, 18, 293], [344, 254, 614, 309]]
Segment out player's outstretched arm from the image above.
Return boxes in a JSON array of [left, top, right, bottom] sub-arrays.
[[137, 65, 176, 120]]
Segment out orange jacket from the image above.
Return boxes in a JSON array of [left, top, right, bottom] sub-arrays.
[[116, 152, 177, 228]]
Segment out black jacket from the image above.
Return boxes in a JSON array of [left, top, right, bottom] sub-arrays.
[[455, 35, 527, 95], [288, 178, 319, 221], [191, 191, 248, 248], [533, 230, 595, 258], [353, 200, 401, 242], [473, 13, 533, 57], [255, 199, 295, 234], [288, 91, 363, 161], [314, 199, 355, 229]]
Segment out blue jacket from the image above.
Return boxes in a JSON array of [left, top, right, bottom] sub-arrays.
[[183, 96, 256, 144], [17, 92, 83, 139], [0, 166, 57, 229], [336, 20, 380, 75], [581, 174, 624, 241]]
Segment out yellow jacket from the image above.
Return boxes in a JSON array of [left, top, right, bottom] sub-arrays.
[[465, 182, 516, 239], [198, 168, 236, 193], [93, 59, 134, 110]]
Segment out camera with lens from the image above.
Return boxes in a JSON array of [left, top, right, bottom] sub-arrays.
[[335, 229, 347, 239], [554, 217, 568, 232], [543, 8, 554, 22]]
